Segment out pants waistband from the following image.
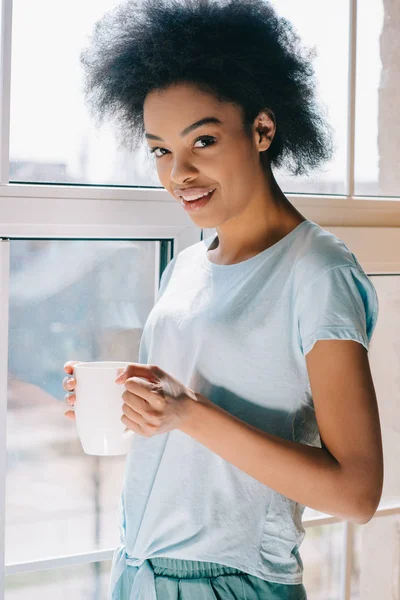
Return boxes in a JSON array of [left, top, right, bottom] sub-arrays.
[[148, 557, 245, 579]]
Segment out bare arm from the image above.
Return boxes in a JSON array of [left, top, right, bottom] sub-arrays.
[[179, 339, 384, 525]]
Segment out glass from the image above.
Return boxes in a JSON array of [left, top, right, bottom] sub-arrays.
[[300, 522, 344, 600], [6, 239, 158, 564], [355, 0, 399, 197], [5, 559, 112, 599], [10, 0, 159, 187], [10, 0, 348, 193], [352, 507, 400, 600], [270, 0, 349, 195], [366, 275, 400, 506]]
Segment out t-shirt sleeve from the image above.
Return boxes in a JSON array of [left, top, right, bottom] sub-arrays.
[[297, 264, 379, 356]]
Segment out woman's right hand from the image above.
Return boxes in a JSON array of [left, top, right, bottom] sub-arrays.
[[63, 360, 82, 420]]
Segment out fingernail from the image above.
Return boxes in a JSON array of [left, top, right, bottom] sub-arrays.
[[115, 369, 126, 383]]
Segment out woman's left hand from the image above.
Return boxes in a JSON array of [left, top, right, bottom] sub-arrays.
[[115, 363, 198, 437]]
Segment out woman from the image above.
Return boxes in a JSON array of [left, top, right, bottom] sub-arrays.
[[63, 1, 383, 598]]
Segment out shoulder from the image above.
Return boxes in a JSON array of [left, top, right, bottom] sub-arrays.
[[293, 221, 359, 287], [296, 221, 359, 280], [292, 223, 379, 354]]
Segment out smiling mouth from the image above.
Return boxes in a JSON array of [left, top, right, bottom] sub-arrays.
[[180, 189, 216, 210], [177, 187, 216, 201]]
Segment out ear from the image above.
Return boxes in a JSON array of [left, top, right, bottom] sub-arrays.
[[253, 109, 276, 152]]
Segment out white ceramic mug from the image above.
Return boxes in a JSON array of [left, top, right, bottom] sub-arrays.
[[72, 361, 135, 456]]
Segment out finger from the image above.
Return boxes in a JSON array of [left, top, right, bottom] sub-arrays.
[[122, 389, 149, 414], [124, 377, 165, 410], [116, 363, 161, 384], [65, 392, 76, 405], [126, 405, 161, 433], [122, 394, 161, 427], [121, 418, 147, 437], [62, 376, 76, 391], [122, 402, 147, 425], [121, 413, 153, 437], [64, 410, 76, 420], [122, 401, 162, 432], [64, 361, 82, 375]]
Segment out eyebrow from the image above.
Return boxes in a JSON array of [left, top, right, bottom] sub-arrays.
[[145, 116, 223, 141]]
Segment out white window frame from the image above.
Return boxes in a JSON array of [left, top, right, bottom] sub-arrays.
[[1, 0, 399, 598]]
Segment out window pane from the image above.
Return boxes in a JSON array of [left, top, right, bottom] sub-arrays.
[[352, 510, 400, 600], [366, 275, 400, 508], [10, 0, 348, 194], [7, 239, 160, 564], [355, 0, 399, 197], [10, 0, 160, 187], [5, 559, 112, 599], [300, 522, 345, 599], [270, 0, 349, 195]]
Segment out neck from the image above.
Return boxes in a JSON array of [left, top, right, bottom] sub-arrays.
[[208, 164, 306, 265]]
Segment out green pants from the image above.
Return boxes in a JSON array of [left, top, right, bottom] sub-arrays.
[[119, 557, 307, 599]]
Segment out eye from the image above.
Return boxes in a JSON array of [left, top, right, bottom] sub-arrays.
[[149, 136, 216, 159]]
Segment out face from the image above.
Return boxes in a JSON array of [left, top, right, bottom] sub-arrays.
[[143, 82, 274, 229]]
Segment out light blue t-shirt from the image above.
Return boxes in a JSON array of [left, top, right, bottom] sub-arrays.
[[108, 219, 379, 599]]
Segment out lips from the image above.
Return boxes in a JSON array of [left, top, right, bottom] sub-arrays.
[[175, 187, 216, 201], [181, 188, 216, 210]]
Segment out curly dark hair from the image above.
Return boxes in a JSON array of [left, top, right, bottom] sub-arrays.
[[79, 0, 334, 177]]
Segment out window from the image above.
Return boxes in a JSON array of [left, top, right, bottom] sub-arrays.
[[5, 559, 112, 598], [355, 0, 400, 196], [6, 240, 159, 566], [1, 1, 399, 599]]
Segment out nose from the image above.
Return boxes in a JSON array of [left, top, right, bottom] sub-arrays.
[[170, 154, 198, 184]]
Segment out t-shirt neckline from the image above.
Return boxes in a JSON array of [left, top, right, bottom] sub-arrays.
[[201, 219, 312, 271]]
